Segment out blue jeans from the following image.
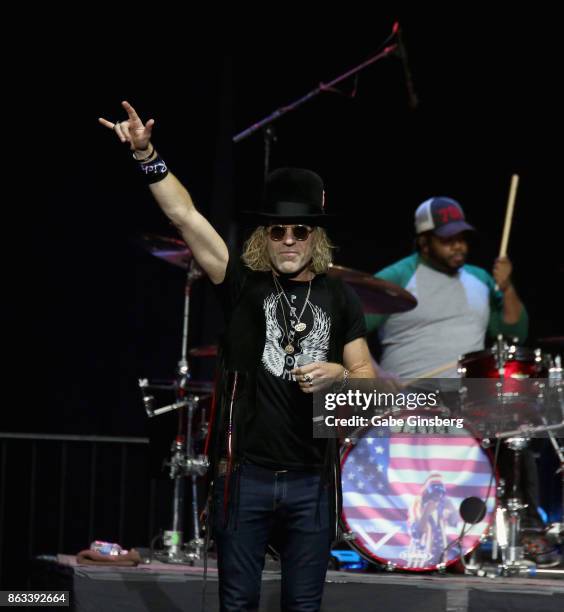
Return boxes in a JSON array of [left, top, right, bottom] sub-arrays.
[[213, 463, 331, 612]]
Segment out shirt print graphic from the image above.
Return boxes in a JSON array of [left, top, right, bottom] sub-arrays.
[[261, 290, 330, 380]]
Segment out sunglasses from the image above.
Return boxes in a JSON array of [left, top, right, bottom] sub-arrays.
[[267, 225, 314, 241]]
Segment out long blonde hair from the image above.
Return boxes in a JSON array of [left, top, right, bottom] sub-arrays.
[[242, 226, 335, 274]]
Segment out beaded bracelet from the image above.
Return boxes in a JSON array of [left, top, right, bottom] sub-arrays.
[[337, 368, 350, 392], [132, 144, 155, 162]]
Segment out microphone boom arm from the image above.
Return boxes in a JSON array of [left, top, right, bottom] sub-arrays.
[[233, 44, 398, 144]]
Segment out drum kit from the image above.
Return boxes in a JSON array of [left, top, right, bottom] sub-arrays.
[[460, 339, 564, 576], [341, 338, 564, 576], [135, 233, 563, 576]]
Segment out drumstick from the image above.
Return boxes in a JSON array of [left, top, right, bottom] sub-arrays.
[[412, 360, 458, 379], [499, 174, 519, 258], [395, 360, 459, 388]]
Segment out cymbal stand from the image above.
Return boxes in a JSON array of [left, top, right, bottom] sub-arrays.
[[138, 260, 209, 563]]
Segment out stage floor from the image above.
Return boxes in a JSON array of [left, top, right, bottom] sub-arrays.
[[30, 553, 564, 612]]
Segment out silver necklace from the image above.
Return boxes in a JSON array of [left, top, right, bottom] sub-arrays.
[[272, 273, 312, 354], [273, 274, 312, 331]]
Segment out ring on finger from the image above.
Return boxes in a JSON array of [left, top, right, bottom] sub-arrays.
[[113, 121, 121, 130], [303, 374, 312, 383]]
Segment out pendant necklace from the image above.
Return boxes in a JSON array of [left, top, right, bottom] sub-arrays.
[[272, 273, 312, 354]]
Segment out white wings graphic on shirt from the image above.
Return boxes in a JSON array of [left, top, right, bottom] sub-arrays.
[[261, 293, 331, 378], [299, 302, 330, 364], [262, 293, 286, 377]]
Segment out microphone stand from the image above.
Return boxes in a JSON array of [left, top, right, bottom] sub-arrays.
[[233, 31, 399, 176], [263, 125, 277, 183]]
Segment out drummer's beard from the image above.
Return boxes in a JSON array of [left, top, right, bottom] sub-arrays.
[[427, 243, 467, 274]]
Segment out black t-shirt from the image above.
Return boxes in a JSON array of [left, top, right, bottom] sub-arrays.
[[216, 255, 366, 470]]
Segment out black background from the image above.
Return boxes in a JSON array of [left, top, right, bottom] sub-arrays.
[[1, 9, 563, 589], [5, 9, 562, 437]]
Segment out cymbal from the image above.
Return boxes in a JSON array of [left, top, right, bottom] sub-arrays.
[[138, 239, 416, 314], [140, 234, 192, 269], [189, 345, 218, 358], [327, 264, 417, 314]]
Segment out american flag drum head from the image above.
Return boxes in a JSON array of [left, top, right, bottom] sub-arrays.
[[340, 425, 496, 571]]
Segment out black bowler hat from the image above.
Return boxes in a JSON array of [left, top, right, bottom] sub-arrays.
[[243, 167, 333, 226]]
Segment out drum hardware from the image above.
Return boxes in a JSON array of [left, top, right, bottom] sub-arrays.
[[487, 501, 536, 575], [464, 531, 492, 574], [506, 437, 529, 451], [458, 338, 561, 575], [466, 418, 564, 577], [492, 477, 506, 563], [443, 497, 489, 573], [458, 337, 549, 382], [545, 522, 564, 546], [495, 335, 507, 373], [463, 473, 533, 576], [139, 380, 188, 418], [495, 380, 503, 402], [141, 389, 209, 564], [185, 455, 209, 477], [549, 355, 563, 388], [137, 243, 211, 564], [497, 497, 529, 567], [541, 379, 564, 557], [139, 378, 156, 416]]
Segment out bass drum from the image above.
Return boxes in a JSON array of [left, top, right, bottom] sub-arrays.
[[340, 418, 496, 571]]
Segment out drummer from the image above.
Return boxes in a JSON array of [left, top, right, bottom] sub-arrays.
[[367, 196, 549, 532], [366, 196, 528, 379]]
